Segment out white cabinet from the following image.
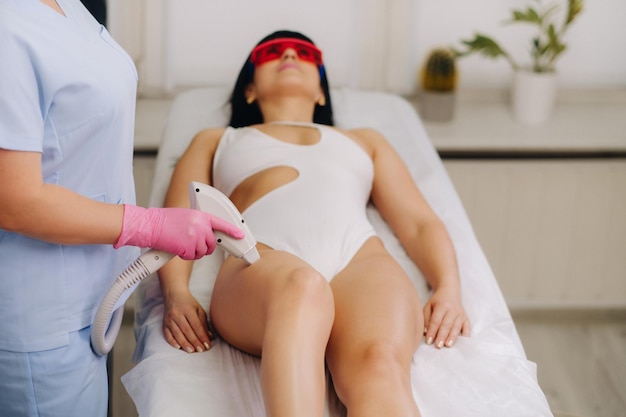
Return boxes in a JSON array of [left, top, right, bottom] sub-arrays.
[[419, 95, 626, 309], [444, 159, 626, 308]]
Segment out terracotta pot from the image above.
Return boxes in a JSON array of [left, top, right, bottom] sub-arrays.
[[511, 70, 557, 126]]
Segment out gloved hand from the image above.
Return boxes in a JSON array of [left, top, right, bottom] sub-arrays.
[[113, 205, 245, 260]]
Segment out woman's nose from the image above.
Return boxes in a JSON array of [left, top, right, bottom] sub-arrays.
[[281, 48, 298, 60]]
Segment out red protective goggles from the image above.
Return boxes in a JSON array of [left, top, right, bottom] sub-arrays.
[[250, 38, 324, 67]]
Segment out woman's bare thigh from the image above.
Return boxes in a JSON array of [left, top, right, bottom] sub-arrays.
[[209, 246, 326, 356], [326, 238, 423, 366]]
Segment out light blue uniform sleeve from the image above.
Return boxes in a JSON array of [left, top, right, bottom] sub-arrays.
[[0, 23, 45, 152]]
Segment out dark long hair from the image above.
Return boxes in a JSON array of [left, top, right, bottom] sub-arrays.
[[228, 30, 334, 128]]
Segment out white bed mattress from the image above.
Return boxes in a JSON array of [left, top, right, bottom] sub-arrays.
[[122, 87, 554, 417]]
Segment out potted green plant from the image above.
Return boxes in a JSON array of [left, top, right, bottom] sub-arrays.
[[418, 48, 458, 122], [455, 0, 584, 125]]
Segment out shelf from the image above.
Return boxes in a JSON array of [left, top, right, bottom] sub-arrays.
[[136, 93, 626, 158], [410, 92, 626, 158]]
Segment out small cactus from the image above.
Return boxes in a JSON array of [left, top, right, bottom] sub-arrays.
[[420, 48, 457, 92]]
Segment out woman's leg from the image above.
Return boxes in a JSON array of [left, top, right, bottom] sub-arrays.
[[210, 247, 335, 417], [326, 238, 423, 417]]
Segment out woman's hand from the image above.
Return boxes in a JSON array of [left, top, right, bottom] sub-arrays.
[[423, 285, 471, 349], [162, 289, 213, 353]]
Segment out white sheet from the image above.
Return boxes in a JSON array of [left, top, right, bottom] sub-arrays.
[[122, 87, 554, 417]]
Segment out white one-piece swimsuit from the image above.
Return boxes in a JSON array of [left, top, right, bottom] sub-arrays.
[[212, 122, 376, 281]]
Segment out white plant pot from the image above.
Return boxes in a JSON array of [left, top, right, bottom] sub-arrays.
[[511, 70, 557, 126]]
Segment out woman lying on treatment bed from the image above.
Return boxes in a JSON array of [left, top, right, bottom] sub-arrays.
[[157, 30, 471, 417]]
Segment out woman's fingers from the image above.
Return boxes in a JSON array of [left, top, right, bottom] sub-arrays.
[[440, 315, 466, 348], [163, 305, 211, 353], [461, 318, 472, 337], [422, 301, 432, 336], [187, 306, 211, 350], [423, 302, 444, 346], [165, 316, 207, 353], [424, 304, 470, 349], [433, 311, 456, 348], [164, 319, 192, 352], [427, 308, 454, 348], [163, 326, 181, 350]]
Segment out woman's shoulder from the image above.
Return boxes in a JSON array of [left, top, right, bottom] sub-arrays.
[[324, 126, 386, 159], [340, 127, 383, 138], [194, 126, 228, 138], [191, 127, 229, 144], [187, 127, 228, 153], [335, 126, 388, 148]]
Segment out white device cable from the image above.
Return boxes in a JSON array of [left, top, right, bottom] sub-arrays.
[[91, 250, 173, 356]]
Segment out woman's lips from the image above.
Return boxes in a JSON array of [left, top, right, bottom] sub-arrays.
[[278, 63, 300, 71]]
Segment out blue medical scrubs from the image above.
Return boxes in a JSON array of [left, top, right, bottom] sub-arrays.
[[0, 0, 139, 415]]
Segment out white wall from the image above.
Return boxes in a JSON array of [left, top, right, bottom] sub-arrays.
[[413, 0, 626, 90], [108, 0, 416, 95], [108, 0, 626, 95]]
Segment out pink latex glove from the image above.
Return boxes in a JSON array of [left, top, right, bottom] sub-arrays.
[[113, 205, 245, 260]]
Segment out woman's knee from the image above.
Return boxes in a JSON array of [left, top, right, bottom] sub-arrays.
[[334, 339, 412, 386], [360, 340, 410, 376], [330, 339, 411, 403], [269, 267, 334, 316]]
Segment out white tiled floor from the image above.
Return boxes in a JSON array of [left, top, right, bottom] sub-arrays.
[[108, 98, 626, 417]]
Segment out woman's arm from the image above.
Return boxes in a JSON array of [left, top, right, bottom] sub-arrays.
[[350, 128, 470, 348], [0, 148, 124, 244], [157, 128, 224, 353]]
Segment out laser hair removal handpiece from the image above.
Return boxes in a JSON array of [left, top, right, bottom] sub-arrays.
[[91, 182, 260, 356]]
